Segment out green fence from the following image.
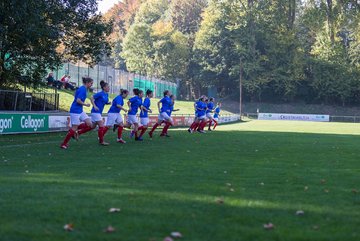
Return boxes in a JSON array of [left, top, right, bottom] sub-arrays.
[[53, 63, 178, 97], [133, 78, 177, 98]]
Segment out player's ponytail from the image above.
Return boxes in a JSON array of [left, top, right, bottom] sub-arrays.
[[82, 77, 93, 84], [100, 80, 108, 90], [163, 90, 169, 97], [146, 89, 153, 96], [121, 89, 129, 95], [133, 88, 139, 95]]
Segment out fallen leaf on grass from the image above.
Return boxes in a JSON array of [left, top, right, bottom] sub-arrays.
[[109, 208, 121, 213], [163, 237, 174, 241], [351, 189, 358, 194], [216, 197, 224, 204], [226, 183, 232, 187], [296, 210, 304, 215], [171, 232, 183, 238], [320, 179, 326, 184], [103, 226, 115, 233], [259, 182, 265, 186], [263, 223, 275, 230], [63, 224, 74, 231], [324, 189, 329, 193], [304, 186, 309, 191], [312, 225, 319, 230], [230, 188, 235, 192]]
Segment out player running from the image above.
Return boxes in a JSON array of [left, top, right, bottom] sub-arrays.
[[211, 102, 221, 130], [148, 90, 173, 138], [136, 89, 153, 141], [160, 94, 179, 137], [205, 97, 215, 131], [125, 88, 143, 141], [90, 80, 111, 146], [60, 77, 93, 149], [106, 89, 129, 144], [188, 96, 207, 133]]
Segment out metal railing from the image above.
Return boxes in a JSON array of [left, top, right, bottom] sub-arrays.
[[244, 112, 360, 123], [0, 90, 59, 111]]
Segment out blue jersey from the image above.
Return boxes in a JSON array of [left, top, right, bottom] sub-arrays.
[[108, 95, 124, 113], [91, 91, 109, 114], [70, 85, 87, 114], [140, 97, 151, 118], [160, 96, 172, 113], [196, 101, 207, 117], [128, 96, 142, 115], [206, 102, 215, 113], [214, 107, 221, 118]]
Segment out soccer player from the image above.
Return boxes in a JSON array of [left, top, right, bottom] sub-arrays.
[[125, 88, 143, 141], [90, 80, 111, 146], [148, 90, 173, 138], [188, 96, 207, 133], [60, 77, 93, 149], [106, 89, 129, 144], [160, 94, 179, 136], [205, 97, 216, 131], [136, 89, 153, 141], [212, 102, 221, 130]]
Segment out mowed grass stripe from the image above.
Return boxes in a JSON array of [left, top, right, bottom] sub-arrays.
[[0, 121, 359, 241]]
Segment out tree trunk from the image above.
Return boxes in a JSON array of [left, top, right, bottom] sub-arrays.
[[326, 0, 335, 44], [247, 0, 256, 57], [288, 0, 296, 29]]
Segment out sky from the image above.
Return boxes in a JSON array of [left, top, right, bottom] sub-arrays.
[[97, 0, 120, 13]]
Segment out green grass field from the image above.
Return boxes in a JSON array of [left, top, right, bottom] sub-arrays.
[[0, 120, 359, 241]]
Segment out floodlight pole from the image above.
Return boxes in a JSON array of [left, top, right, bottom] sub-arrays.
[[239, 57, 243, 120]]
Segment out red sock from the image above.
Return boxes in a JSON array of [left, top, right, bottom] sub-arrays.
[[98, 126, 105, 143], [213, 120, 218, 129], [190, 122, 196, 130], [213, 120, 217, 129], [78, 125, 93, 135], [117, 126, 124, 139], [208, 120, 213, 128], [78, 123, 87, 130], [139, 126, 148, 138], [61, 129, 75, 146], [162, 122, 172, 135], [150, 123, 159, 134], [103, 126, 109, 136], [192, 122, 200, 131], [200, 121, 207, 130]]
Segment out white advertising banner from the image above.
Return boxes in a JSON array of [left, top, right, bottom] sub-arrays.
[[218, 115, 241, 123], [49, 116, 69, 129], [258, 113, 330, 122]]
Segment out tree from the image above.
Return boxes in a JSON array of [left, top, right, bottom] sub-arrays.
[[103, 0, 142, 68], [121, 23, 155, 75], [121, 0, 191, 81], [169, 0, 207, 35], [0, 0, 111, 87]]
